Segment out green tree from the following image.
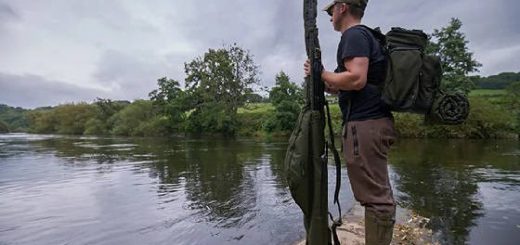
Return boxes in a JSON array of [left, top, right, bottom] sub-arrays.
[[184, 44, 259, 135], [264, 71, 303, 132], [0, 104, 29, 131], [0, 120, 9, 133], [111, 100, 159, 136], [427, 18, 481, 94], [85, 98, 128, 135], [27, 109, 56, 133], [149, 77, 190, 132], [53, 103, 95, 135], [506, 81, 520, 134], [245, 93, 265, 103], [472, 72, 520, 89]]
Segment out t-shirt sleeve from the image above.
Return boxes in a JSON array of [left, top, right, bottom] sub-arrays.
[[338, 28, 370, 63]]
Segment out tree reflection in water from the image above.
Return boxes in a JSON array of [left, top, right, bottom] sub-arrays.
[[390, 139, 519, 244]]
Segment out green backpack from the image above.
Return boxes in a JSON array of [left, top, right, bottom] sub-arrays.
[[363, 26, 469, 124], [363, 26, 441, 113]]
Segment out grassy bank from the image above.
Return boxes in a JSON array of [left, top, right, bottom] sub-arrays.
[[237, 90, 518, 139]]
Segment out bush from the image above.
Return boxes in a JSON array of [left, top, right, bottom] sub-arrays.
[[84, 118, 108, 135], [133, 116, 171, 137], [394, 97, 516, 139], [53, 103, 95, 135], [26, 110, 57, 134], [237, 103, 273, 136], [110, 100, 156, 136], [0, 120, 9, 133], [186, 103, 237, 135]]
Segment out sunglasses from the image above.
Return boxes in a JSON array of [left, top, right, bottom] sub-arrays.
[[326, 2, 348, 17]]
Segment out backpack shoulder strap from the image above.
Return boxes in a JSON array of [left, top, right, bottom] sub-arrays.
[[358, 25, 387, 47]]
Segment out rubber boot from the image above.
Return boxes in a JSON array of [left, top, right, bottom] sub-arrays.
[[365, 208, 395, 245]]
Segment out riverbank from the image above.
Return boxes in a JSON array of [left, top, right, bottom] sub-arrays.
[[295, 203, 438, 245], [4, 88, 517, 139]]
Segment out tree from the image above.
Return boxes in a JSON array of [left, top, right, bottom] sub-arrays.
[[245, 93, 265, 103], [184, 44, 259, 135], [84, 98, 127, 135], [506, 82, 520, 134], [472, 72, 520, 89], [0, 120, 9, 133], [53, 103, 95, 135], [427, 18, 481, 94], [148, 77, 190, 132], [110, 100, 162, 136], [26, 109, 56, 133], [0, 104, 29, 131], [265, 71, 303, 132]]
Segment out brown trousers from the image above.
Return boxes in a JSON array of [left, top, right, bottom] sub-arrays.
[[342, 117, 397, 215]]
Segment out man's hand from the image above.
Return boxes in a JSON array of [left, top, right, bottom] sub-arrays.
[[304, 59, 311, 77], [304, 59, 338, 94]]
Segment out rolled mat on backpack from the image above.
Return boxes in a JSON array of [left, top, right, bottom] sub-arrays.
[[426, 91, 470, 125]]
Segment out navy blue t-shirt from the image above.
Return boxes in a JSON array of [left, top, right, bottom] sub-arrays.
[[335, 25, 391, 122]]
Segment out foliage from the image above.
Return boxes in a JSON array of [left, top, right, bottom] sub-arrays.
[[149, 77, 190, 132], [264, 71, 303, 132], [468, 89, 508, 107], [236, 103, 274, 136], [393, 97, 516, 139], [54, 103, 95, 135], [184, 44, 259, 135], [245, 93, 266, 103], [27, 103, 95, 135], [469, 89, 506, 97], [471, 72, 520, 89], [27, 109, 56, 134], [84, 98, 128, 135], [427, 18, 481, 94], [505, 82, 520, 133], [110, 100, 161, 136], [0, 104, 29, 131], [0, 120, 9, 133]]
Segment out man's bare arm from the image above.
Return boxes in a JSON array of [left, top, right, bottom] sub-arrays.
[[321, 57, 368, 91]]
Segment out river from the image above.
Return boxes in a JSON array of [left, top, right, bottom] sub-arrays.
[[0, 134, 519, 244]]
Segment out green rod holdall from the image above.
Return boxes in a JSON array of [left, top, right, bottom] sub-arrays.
[[284, 0, 344, 244]]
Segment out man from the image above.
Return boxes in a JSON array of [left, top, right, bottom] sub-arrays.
[[303, 0, 396, 244]]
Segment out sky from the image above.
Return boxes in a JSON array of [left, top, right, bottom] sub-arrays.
[[1, 0, 519, 108]]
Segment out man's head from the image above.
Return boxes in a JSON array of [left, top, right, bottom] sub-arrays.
[[323, 0, 368, 32], [323, 0, 368, 19]]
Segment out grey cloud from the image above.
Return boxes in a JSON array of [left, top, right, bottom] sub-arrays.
[[362, 0, 520, 75], [93, 49, 175, 101], [1, 0, 519, 108], [0, 1, 18, 21], [0, 73, 110, 108]]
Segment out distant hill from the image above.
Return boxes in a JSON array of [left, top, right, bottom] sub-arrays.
[[0, 104, 29, 132], [471, 72, 520, 89]]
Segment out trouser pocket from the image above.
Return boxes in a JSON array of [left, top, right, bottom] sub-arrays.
[[352, 125, 359, 156]]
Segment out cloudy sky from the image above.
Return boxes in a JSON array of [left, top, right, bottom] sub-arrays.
[[1, 0, 519, 108]]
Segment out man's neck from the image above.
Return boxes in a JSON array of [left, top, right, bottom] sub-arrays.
[[339, 19, 361, 33]]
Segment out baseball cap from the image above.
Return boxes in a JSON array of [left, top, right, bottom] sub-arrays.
[[322, 0, 368, 15]]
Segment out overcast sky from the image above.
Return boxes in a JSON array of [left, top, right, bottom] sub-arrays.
[[1, 0, 519, 108]]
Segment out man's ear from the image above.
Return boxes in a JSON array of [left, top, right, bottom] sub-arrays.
[[339, 3, 349, 15]]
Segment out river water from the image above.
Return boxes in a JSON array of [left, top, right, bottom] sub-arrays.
[[0, 134, 519, 244]]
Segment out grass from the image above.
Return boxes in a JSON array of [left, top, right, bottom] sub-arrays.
[[237, 103, 274, 114], [470, 89, 508, 106], [235, 91, 518, 139], [469, 89, 506, 97], [237, 103, 275, 136]]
